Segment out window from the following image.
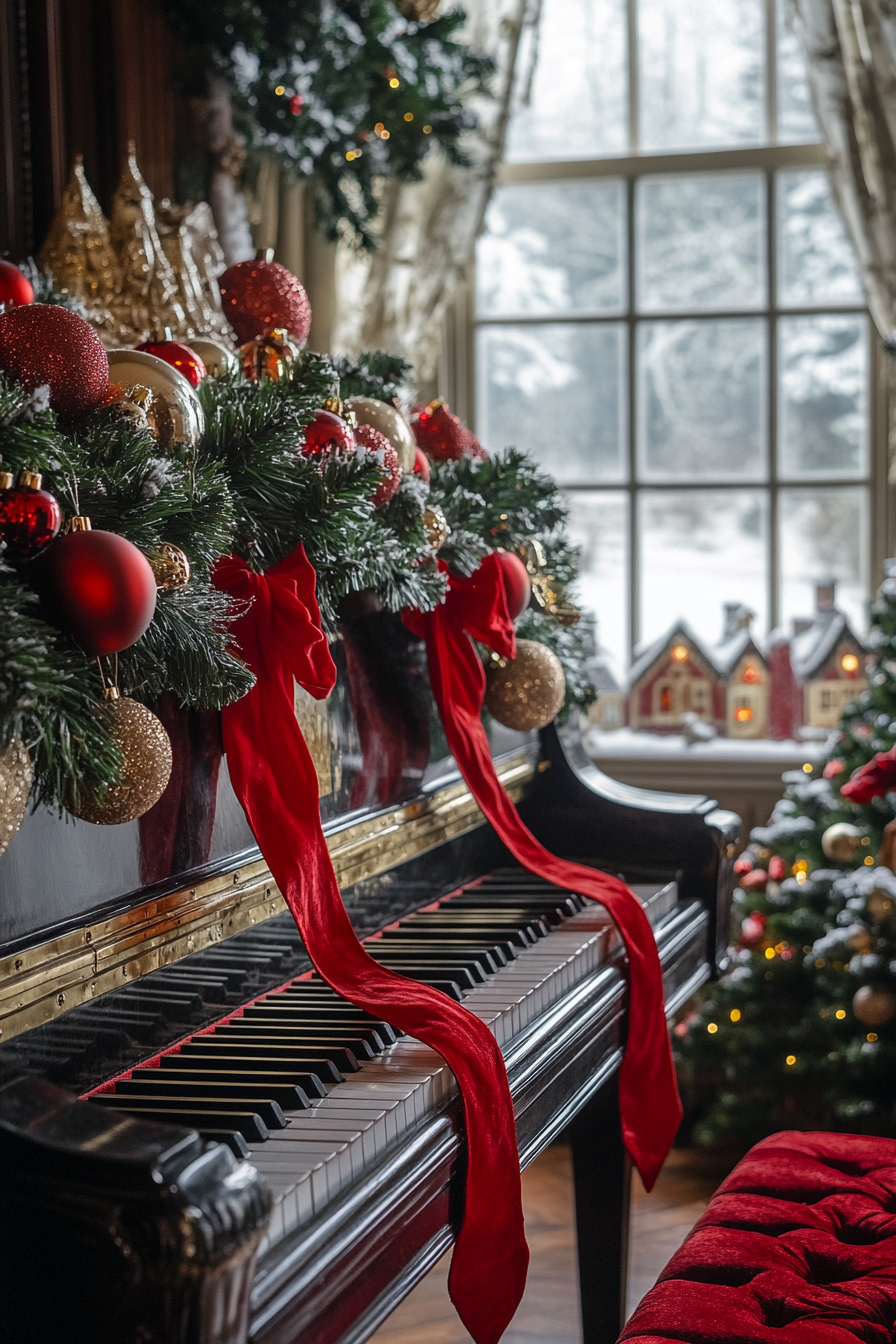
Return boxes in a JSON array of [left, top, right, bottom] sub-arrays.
[[458, 0, 882, 687]]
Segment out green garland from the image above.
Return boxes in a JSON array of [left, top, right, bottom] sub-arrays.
[[161, 1, 493, 247]]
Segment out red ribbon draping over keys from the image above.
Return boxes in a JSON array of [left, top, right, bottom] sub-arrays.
[[403, 553, 682, 1190], [214, 547, 528, 1344]]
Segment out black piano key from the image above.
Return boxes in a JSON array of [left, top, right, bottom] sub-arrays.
[[376, 933, 511, 964], [114, 1076, 311, 1111], [199, 1128, 251, 1158], [100, 1089, 287, 1129], [236, 1009, 387, 1049], [166, 1050, 341, 1084], [135, 1063, 325, 1098], [75, 1007, 165, 1039], [146, 973, 229, 1003], [182, 1036, 361, 1074], [119, 987, 204, 1015], [88, 1096, 271, 1141], [364, 950, 491, 983]]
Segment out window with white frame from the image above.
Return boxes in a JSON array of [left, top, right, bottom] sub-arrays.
[[462, 0, 883, 688]]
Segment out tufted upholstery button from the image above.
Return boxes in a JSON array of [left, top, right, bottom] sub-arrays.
[[620, 1132, 896, 1344]]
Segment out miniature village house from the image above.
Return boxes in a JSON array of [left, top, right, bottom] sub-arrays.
[[791, 580, 868, 728]]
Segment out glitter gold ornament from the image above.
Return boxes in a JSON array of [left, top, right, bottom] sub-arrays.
[[852, 984, 896, 1026], [37, 157, 117, 330], [70, 690, 172, 825], [108, 145, 185, 342], [107, 349, 204, 449], [821, 822, 865, 862], [239, 328, 300, 383], [485, 639, 566, 732], [187, 336, 239, 378], [0, 737, 33, 857], [422, 503, 449, 551], [345, 396, 417, 473], [148, 542, 191, 590]]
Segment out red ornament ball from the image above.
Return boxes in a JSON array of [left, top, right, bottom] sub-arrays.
[[740, 868, 768, 895], [739, 911, 766, 949], [0, 260, 34, 308], [356, 423, 402, 507], [0, 304, 108, 418], [219, 260, 312, 346], [36, 525, 157, 656], [0, 470, 61, 563], [413, 446, 431, 483], [493, 549, 531, 620], [412, 400, 468, 461], [136, 338, 206, 388], [301, 409, 355, 456], [768, 855, 787, 882]]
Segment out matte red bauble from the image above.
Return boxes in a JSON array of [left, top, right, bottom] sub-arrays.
[[219, 259, 312, 346], [301, 409, 355, 456], [36, 521, 157, 656], [0, 260, 34, 308], [136, 337, 206, 388], [0, 469, 61, 563], [493, 549, 531, 620], [355, 422, 402, 507], [0, 304, 108, 418], [413, 446, 431, 482], [412, 399, 468, 462]]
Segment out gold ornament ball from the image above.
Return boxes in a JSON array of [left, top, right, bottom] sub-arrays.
[[187, 336, 239, 379], [821, 822, 865, 862], [239, 328, 299, 383], [422, 503, 450, 551], [148, 542, 191, 590], [345, 396, 416, 473], [485, 639, 566, 732], [866, 887, 896, 922], [852, 984, 896, 1026], [0, 737, 33, 857], [70, 693, 172, 825], [107, 349, 204, 450]]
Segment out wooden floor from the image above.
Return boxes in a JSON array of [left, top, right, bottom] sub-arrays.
[[368, 1145, 727, 1344]]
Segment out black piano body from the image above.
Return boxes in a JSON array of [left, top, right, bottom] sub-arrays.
[[0, 611, 740, 1344]]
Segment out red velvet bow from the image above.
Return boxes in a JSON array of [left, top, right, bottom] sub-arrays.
[[840, 746, 896, 804], [405, 552, 682, 1190], [214, 547, 528, 1344]]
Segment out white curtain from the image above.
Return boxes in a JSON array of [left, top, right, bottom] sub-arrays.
[[788, 0, 896, 339]]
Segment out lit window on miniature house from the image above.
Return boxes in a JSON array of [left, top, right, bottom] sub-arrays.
[[672, 645, 688, 662], [735, 704, 753, 722], [841, 653, 859, 675], [742, 664, 760, 684], [659, 684, 674, 713]]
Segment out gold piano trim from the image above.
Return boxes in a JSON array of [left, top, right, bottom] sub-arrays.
[[0, 751, 536, 1043]]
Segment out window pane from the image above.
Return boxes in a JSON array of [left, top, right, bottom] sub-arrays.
[[776, 0, 818, 142], [638, 0, 765, 151], [637, 319, 767, 480], [506, 0, 627, 162], [477, 182, 626, 318], [778, 315, 868, 478], [636, 172, 766, 312], [638, 489, 769, 647], [779, 487, 868, 633], [476, 323, 627, 482], [564, 491, 629, 681], [777, 170, 862, 307]]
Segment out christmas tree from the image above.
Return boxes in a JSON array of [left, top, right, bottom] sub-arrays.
[[676, 561, 896, 1145]]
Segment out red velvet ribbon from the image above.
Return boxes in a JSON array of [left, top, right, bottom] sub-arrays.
[[404, 554, 682, 1190], [840, 746, 896, 804], [214, 547, 528, 1344]]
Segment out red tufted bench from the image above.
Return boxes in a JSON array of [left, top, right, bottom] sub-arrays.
[[619, 1132, 896, 1344]]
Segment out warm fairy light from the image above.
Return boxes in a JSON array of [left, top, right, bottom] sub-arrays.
[[775, 942, 787, 954], [345, 150, 358, 160], [765, 947, 776, 959], [389, 76, 400, 87], [404, 111, 414, 121], [793, 860, 808, 872], [835, 1008, 846, 1019], [864, 855, 875, 865], [742, 664, 759, 683], [841, 652, 860, 673], [730, 1008, 741, 1022], [381, 128, 390, 139], [672, 644, 688, 661], [796, 871, 807, 884], [707, 1022, 718, 1034], [867, 1032, 879, 1042], [375, 122, 385, 133], [786, 1054, 797, 1066], [423, 124, 432, 134], [274, 85, 286, 96], [802, 762, 813, 773], [735, 706, 753, 722]]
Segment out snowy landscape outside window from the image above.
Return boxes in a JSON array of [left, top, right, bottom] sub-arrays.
[[454, 0, 887, 745]]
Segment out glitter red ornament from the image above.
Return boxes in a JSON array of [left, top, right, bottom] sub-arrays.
[[219, 257, 312, 346], [0, 304, 108, 419], [355, 422, 402, 507], [137, 331, 207, 387], [0, 260, 34, 308], [35, 520, 157, 656], [301, 409, 355, 456], [493, 549, 531, 620], [412, 399, 485, 462], [0, 468, 61, 563]]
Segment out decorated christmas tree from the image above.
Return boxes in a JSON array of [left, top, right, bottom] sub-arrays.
[[676, 561, 896, 1145]]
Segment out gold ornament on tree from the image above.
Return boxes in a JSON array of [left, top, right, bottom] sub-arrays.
[[485, 639, 566, 732], [518, 538, 581, 627], [239, 329, 300, 382], [109, 145, 185, 342], [187, 336, 239, 378], [0, 738, 33, 857], [106, 350, 204, 450], [344, 396, 417, 473], [70, 689, 172, 826], [821, 822, 865, 862], [422, 503, 450, 551], [852, 984, 896, 1026], [148, 543, 191, 590], [36, 157, 117, 334]]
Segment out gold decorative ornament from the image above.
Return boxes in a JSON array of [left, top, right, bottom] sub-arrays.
[[422, 503, 450, 551], [187, 336, 239, 378], [70, 690, 172, 826], [239, 329, 300, 383], [109, 145, 185, 342], [0, 738, 33, 857], [107, 350, 204, 449], [156, 199, 232, 341], [852, 984, 896, 1026], [820, 822, 865, 862], [518, 537, 581, 626], [345, 396, 417, 473], [36, 157, 117, 334], [148, 542, 191, 590], [485, 639, 566, 732]]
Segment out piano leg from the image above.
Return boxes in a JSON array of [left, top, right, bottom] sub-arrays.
[[568, 1073, 631, 1344]]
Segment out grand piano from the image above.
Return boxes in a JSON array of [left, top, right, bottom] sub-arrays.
[[0, 609, 739, 1344]]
